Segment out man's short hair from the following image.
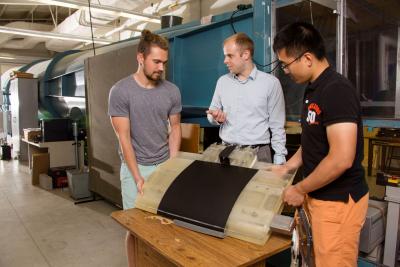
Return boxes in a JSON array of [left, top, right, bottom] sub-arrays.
[[138, 29, 169, 57], [224, 33, 254, 57], [273, 22, 326, 60]]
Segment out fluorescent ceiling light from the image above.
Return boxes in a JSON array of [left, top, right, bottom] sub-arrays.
[[26, 0, 161, 23], [0, 55, 49, 64], [0, 56, 16, 60], [0, 2, 49, 5], [0, 26, 112, 44], [27, 0, 79, 9]]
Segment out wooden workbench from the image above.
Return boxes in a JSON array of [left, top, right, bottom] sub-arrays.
[[111, 208, 291, 267], [367, 136, 400, 176], [21, 138, 83, 169]]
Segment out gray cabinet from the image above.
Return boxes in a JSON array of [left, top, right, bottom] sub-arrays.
[[10, 78, 38, 160]]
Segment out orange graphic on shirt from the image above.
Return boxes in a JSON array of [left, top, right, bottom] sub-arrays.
[[306, 103, 321, 125]]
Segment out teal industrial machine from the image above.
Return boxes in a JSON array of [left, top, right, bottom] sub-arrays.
[[2, 1, 272, 126]]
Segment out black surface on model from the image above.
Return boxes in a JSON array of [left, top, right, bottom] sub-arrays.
[[157, 160, 257, 233]]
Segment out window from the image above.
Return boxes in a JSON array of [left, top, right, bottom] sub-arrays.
[[275, 1, 337, 120], [346, 0, 400, 118]]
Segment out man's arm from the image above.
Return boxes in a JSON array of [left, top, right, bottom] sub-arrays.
[[297, 122, 357, 192], [283, 122, 357, 206], [110, 116, 145, 194], [268, 80, 287, 164], [169, 113, 181, 158], [207, 79, 226, 125], [271, 146, 302, 174]]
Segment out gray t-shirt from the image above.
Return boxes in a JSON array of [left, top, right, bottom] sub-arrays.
[[108, 75, 182, 165]]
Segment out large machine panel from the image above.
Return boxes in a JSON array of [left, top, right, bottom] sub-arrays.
[[85, 44, 139, 207], [168, 13, 254, 110]]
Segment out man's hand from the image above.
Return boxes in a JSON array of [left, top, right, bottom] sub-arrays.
[[282, 184, 305, 207], [135, 176, 145, 195], [206, 109, 227, 123], [269, 164, 291, 176]]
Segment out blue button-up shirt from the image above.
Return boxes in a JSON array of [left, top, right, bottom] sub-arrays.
[[208, 66, 287, 164]]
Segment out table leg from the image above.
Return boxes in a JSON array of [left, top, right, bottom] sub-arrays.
[[383, 201, 400, 267], [381, 146, 387, 172], [368, 139, 373, 176], [27, 144, 32, 170]]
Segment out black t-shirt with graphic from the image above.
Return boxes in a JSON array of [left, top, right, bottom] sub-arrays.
[[301, 67, 368, 202]]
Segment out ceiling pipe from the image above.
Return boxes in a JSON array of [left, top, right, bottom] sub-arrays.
[[25, 0, 161, 23], [0, 25, 112, 44], [0, 21, 52, 47]]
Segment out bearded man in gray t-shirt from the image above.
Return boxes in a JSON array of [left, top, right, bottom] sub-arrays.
[[108, 30, 181, 267]]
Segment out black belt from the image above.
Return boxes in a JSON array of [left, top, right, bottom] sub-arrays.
[[221, 142, 268, 149]]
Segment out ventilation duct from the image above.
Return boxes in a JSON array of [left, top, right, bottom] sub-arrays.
[[45, 0, 155, 52]]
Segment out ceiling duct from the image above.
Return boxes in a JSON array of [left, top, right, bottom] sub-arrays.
[[0, 1, 160, 52], [44, 0, 159, 52]]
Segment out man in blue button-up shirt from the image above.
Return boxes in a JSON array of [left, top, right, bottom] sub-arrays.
[[207, 33, 287, 164]]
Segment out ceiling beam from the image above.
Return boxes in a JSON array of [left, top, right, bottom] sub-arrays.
[[0, 2, 48, 5], [25, 5, 39, 19], [26, 0, 160, 23], [0, 55, 49, 64], [0, 25, 112, 44], [48, 5, 57, 26], [0, 18, 56, 21], [276, 0, 336, 10], [0, 5, 7, 18]]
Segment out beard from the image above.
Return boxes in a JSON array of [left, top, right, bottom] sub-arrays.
[[144, 68, 163, 83]]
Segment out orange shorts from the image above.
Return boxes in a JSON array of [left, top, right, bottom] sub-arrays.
[[306, 193, 369, 267]]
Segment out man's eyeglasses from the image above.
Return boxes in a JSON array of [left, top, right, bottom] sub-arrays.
[[279, 51, 308, 70]]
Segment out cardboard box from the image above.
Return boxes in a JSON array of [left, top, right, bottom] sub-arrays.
[[32, 153, 49, 185], [10, 71, 34, 79], [23, 128, 41, 142], [39, 173, 53, 190]]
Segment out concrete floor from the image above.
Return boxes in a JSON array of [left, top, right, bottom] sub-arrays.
[[0, 160, 127, 267]]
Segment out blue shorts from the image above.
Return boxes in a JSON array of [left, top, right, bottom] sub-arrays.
[[120, 162, 157, 210]]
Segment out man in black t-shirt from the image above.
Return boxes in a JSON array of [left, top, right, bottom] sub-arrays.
[[272, 22, 369, 267]]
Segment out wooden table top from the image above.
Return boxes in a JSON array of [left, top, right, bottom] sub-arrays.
[[111, 208, 291, 267], [368, 136, 400, 147]]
